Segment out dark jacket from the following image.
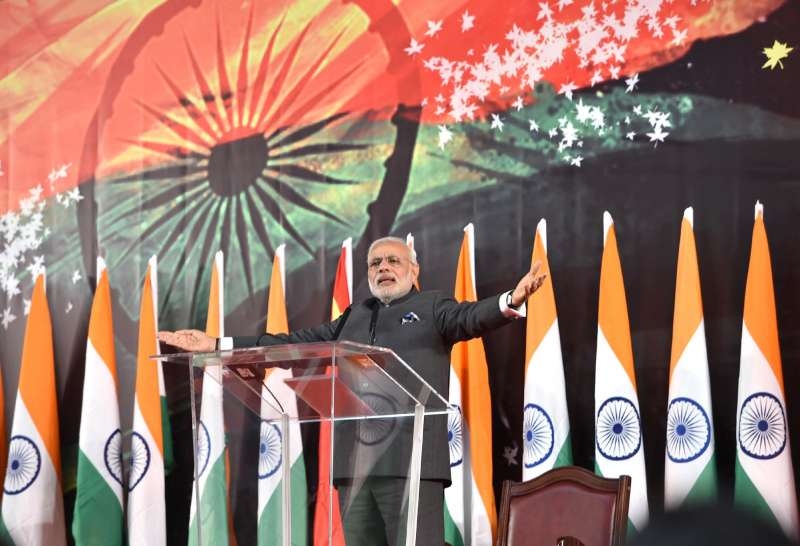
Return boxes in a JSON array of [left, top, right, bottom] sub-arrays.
[[233, 288, 513, 484]]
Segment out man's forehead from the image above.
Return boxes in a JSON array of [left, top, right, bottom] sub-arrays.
[[368, 241, 408, 258]]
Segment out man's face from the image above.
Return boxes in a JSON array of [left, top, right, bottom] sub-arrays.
[[367, 241, 419, 303]]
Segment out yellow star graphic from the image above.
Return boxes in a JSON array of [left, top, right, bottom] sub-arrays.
[[762, 40, 793, 70]]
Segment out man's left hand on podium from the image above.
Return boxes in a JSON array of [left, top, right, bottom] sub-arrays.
[[158, 329, 216, 352]]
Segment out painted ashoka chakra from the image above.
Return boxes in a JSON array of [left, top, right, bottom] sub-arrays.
[[259, 421, 283, 479], [596, 396, 641, 461], [448, 405, 464, 467], [196, 420, 212, 477], [5, 436, 41, 495], [356, 393, 397, 446], [104, 429, 124, 485], [523, 403, 554, 469], [667, 397, 711, 463], [128, 431, 151, 491], [739, 392, 786, 460]]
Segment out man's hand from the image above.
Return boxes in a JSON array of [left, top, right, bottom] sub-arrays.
[[157, 329, 216, 352], [510, 260, 547, 307]]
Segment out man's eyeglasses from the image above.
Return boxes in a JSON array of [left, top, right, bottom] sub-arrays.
[[368, 255, 407, 269]]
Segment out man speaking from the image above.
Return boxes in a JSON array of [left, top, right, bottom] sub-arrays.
[[159, 236, 546, 546]]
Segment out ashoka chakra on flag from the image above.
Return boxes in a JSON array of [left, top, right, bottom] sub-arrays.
[[128, 431, 151, 491], [596, 396, 641, 461], [667, 397, 711, 463], [523, 403, 554, 468], [104, 428, 124, 485], [258, 421, 282, 479], [356, 392, 397, 446], [739, 392, 786, 460], [5, 435, 42, 495], [195, 420, 212, 477], [448, 405, 463, 467]]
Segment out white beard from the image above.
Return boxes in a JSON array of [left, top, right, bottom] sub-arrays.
[[368, 272, 414, 303]]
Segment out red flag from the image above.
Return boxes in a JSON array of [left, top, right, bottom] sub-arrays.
[[314, 238, 351, 545]]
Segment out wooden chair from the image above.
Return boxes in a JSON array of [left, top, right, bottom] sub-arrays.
[[495, 466, 631, 546]]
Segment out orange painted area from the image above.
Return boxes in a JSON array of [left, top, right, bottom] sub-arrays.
[[1, 0, 778, 213], [598, 223, 636, 389], [19, 275, 61, 478], [135, 267, 163, 456], [743, 215, 784, 392]]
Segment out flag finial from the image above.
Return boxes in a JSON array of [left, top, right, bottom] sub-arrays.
[[602, 211, 614, 245], [683, 206, 694, 228], [754, 201, 764, 220]]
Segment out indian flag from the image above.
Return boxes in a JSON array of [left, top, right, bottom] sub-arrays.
[[1, 273, 66, 545], [664, 208, 717, 509], [160, 332, 175, 474], [0, 366, 6, 504], [594, 212, 649, 533], [406, 233, 420, 290], [128, 256, 166, 546], [73, 258, 123, 546], [522, 219, 572, 481], [258, 244, 308, 546], [734, 202, 799, 540], [445, 223, 496, 546], [188, 251, 230, 546], [313, 238, 350, 546]]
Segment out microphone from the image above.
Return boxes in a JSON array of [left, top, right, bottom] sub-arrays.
[[368, 298, 380, 345]]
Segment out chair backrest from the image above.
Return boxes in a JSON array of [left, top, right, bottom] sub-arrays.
[[495, 466, 631, 546]]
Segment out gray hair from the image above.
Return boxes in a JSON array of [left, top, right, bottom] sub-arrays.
[[367, 236, 418, 264]]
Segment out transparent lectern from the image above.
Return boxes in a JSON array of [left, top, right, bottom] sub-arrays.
[[156, 341, 453, 546]]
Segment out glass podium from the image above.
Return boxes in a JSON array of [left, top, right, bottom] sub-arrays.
[[156, 341, 453, 546]]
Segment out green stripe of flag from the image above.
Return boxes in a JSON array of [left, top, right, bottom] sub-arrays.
[[72, 450, 122, 546], [734, 455, 782, 530], [683, 456, 718, 506], [258, 458, 308, 546], [188, 455, 229, 546], [444, 501, 464, 546], [553, 436, 573, 468]]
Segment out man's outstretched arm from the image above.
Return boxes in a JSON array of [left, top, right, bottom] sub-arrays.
[[158, 315, 345, 353], [436, 260, 547, 343]]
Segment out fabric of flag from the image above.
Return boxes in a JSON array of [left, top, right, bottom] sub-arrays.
[[1, 273, 66, 545], [159, 339, 175, 475], [664, 208, 717, 509], [406, 233, 420, 291], [258, 244, 309, 546], [0, 366, 6, 503], [444, 223, 496, 546], [188, 251, 230, 546], [522, 219, 572, 481], [734, 202, 799, 540], [330, 238, 352, 321], [72, 258, 123, 546], [128, 256, 166, 546], [594, 212, 649, 533], [313, 238, 350, 546]]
